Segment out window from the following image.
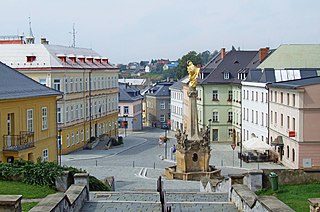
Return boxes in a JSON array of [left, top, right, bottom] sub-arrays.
[[246, 108, 249, 121], [43, 149, 48, 162], [81, 130, 84, 141], [265, 93, 268, 103], [255, 111, 258, 124], [287, 93, 290, 105], [212, 112, 219, 122], [80, 104, 83, 118], [26, 55, 36, 63], [71, 106, 74, 121], [70, 78, 73, 92], [212, 90, 219, 101], [251, 91, 254, 100], [42, 107, 48, 130], [292, 117, 296, 131], [228, 90, 232, 101], [160, 101, 165, 109], [75, 78, 78, 92], [292, 94, 296, 106], [75, 105, 79, 120], [65, 78, 68, 93], [280, 92, 283, 104], [228, 129, 233, 138], [261, 112, 264, 126], [287, 145, 290, 159], [72, 133, 75, 145], [79, 78, 83, 91], [275, 112, 277, 124], [292, 148, 295, 162], [57, 107, 62, 123], [67, 134, 70, 147], [223, 72, 230, 79], [287, 116, 290, 129], [124, 106, 129, 114], [228, 111, 232, 122], [160, 115, 165, 122], [85, 78, 88, 91], [53, 79, 61, 91], [251, 110, 254, 123], [256, 92, 258, 101], [261, 92, 264, 102], [66, 106, 69, 122], [266, 113, 268, 126], [274, 91, 277, 103], [243, 108, 246, 120], [271, 111, 273, 124], [246, 90, 249, 100], [76, 131, 80, 143], [270, 91, 273, 102], [280, 113, 283, 127], [27, 109, 33, 132]]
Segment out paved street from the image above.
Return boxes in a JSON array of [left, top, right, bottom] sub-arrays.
[[62, 127, 285, 192]]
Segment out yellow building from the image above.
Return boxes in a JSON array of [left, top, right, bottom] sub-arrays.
[[0, 62, 61, 163], [0, 38, 119, 154]]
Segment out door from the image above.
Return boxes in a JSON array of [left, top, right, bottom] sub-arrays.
[[212, 129, 218, 142]]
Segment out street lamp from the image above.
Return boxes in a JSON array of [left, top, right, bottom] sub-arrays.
[[57, 128, 62, 166], [208, 119, 212, 142], [123, 114, 128, 137]]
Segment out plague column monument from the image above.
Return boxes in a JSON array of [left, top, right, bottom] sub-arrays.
[[165, 61, 221, 180]]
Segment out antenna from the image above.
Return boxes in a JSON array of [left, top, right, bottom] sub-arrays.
[[69, 23, 77, 48]]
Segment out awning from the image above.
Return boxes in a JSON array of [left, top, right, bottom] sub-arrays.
[[271, 136, 283, 146], [243, 137, 273, 151]]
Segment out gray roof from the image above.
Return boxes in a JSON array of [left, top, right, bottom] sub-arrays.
[[268, 76, 320, 89], [118, 82, 143, 101], [146, 82, 173, 97], [200, 49, 260, 85], [169, 76, 188, 91], [245, 68, 318, 83], [0, 62, 62, 100]]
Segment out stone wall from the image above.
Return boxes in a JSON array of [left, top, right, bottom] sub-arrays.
[[262, 169, 320, 188], [231, 184, 294, 212]]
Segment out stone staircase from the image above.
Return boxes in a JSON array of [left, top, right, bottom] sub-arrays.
[[81, 191, 238, 212]]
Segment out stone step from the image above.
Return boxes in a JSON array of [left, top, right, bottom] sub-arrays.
[[91, 191, 229, 202], [81, 201, 238, 212]]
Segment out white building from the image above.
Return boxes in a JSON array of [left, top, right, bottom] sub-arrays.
[[169, 78, 187, 131]]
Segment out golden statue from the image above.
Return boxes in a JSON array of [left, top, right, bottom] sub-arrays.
[[187, 60, 200, 87]]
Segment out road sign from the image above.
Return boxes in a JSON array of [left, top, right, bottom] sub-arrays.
[[161, 123, 169, 130], [231, 144, 236, 150]]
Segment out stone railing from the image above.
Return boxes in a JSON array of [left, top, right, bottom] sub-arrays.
[[0, 173, 89, 212], [309, 198, 320, 212], [231, 184, 294, 212]]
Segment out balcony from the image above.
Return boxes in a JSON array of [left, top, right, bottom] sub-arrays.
[[3, 131, 34, 151]]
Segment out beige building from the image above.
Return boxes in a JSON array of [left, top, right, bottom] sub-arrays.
[[268, 76, 320, 169], [0, 37, 119, 154]]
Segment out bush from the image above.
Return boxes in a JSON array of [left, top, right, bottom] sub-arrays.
[[89, 176, 111, 191]]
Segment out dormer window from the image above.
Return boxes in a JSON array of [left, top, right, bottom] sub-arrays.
[[224, 72, 230, 79], [57, 54, 66, 62], [26, 55, 36, 63], [68, 54, 76, 63]]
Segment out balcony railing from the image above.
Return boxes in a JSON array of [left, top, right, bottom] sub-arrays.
[[3, 131, 34, 151]]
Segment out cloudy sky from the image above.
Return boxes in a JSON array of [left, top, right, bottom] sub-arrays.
[[1, 0, 320, 64]]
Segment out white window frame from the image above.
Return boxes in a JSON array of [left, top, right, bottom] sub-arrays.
[[160, 101, 165, 109], [124, 106, 129, 114], [53, 79, 61, 91], [160, 115, 165, 122], [27, 109, 33, 132], [72, 132, 75, 145], [42, 107, 48, 130], [212, 90, 218, 100], [212, 111, 219, 122], [57, 107, 62, 123], [65, 78, 68, 93], [81, 129, 84, 141], [43, 149, 48, 162], [76, 131, 80, 144], [223, 72, 230, 79], [67, 134, 70, 147]]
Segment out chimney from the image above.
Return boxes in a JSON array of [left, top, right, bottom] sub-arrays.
[[40, 38, 49, 45], [221, 48, 226, 60], [259, 47, 269, 62]]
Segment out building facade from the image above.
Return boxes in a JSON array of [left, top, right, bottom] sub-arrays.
[[0, 62, 61, 163], [0, 39, 119, 154], [169, 79, 186, 131], [118, 82, 143, 133], [145, 82, 173, 128], [268, 77, 320, 169]]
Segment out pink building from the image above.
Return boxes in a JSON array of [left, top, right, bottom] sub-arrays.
[[268, 76, 320, 169]]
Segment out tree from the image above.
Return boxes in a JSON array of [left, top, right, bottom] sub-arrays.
[[176, 51, 202, 79]]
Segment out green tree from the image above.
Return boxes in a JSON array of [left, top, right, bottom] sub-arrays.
[[176, 51, 202, 79]]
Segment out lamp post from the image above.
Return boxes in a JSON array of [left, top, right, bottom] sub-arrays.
[[58, 128, 62, 166], [123, 114, 128, 137], [208, 119, 212, 142]]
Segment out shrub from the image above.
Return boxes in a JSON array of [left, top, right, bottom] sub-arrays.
[[89, 176, 111, 191]]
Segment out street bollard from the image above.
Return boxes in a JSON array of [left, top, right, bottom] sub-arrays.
[[96, 160, 97, 166], [221, 160, 224, 166], [133, 161, 135, 168], [154, 162, 155, 169]]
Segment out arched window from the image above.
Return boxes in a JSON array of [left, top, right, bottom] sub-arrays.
[[292, 148, 295, 162], [287, 145, 290, 159]]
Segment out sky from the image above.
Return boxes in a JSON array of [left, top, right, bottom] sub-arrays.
[[1, 0, 320, 64]]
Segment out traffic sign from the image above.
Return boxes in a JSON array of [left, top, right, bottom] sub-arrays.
[[231, 144, 236, 150]]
